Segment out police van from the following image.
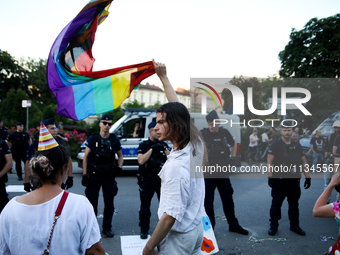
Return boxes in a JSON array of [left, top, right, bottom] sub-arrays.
[[77, 108, 242, 170]]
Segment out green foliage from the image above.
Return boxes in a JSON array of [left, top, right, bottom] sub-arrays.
[[278, 14, 340, 131], [0, 88, 43, 128], [277, 78, 340, 132], [221, 76, 265, 122], [0, 50, 29, 99], [147, 101, 162, 110], [279, 14, 340, 78], [22, 58, 56, 110], [123, 99, 145, 108]]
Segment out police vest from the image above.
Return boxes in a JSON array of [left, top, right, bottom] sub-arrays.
[[142, 140, 167, 175], [88, 133, 117, 174], [201, 128, 231, 164], [12, 132, 29, 151]]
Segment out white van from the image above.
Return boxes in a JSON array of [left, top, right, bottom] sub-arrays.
[[77, 108, 242, 170]]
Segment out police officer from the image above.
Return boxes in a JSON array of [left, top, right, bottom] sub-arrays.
[[0, 119, 8, 140], [137, 121, 169, 239], [33, 122, 40, 143], [267, 122, 311, 236], [201, 110, 248, 235], [82, 114, 123, 238], [7, 122, 31, 180], [0, 136, 13, 213], [133, 121, 144, 138]]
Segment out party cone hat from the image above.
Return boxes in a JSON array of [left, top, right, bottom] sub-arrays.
[[38, 122, 58, 151]]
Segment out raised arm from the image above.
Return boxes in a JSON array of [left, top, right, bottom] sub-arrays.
[[153, 59, 179, 103]]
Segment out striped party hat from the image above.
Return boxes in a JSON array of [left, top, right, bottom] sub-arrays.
[[38, 122, 58, 151]]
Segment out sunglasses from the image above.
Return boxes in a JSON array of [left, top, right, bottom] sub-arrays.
[[102, 121, 113, 126]]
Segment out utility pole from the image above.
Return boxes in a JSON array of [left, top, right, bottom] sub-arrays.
[[22, 100, 31, 131]]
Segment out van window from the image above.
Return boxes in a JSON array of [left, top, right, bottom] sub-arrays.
[[120, 118, 145, 138]]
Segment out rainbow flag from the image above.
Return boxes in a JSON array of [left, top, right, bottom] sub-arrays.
[[47, 0, 155, 121]]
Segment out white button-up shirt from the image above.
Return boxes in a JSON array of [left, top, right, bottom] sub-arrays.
[[158, 141, 205, 233]]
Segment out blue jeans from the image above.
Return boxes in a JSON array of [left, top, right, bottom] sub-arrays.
[[312, 153, 323, 171]]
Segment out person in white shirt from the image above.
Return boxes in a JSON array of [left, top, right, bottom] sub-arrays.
[[260, 129, 271, 155], [248, 129, 260, 166], [261, 129, 270, 143], [0, 129, 104, 255], [143, 61, 206, 255]]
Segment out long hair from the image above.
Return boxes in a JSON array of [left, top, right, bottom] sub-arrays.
[[157, 102, 207, 166], [29, 145, 69, 188]]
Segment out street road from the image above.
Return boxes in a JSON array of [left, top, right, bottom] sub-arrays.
[[5, 162, 338, 255]]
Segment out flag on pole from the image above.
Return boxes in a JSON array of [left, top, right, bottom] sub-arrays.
[[47, 0, 155, 121]]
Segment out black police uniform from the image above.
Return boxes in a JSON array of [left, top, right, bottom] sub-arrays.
[[85, 132, 121, 232], [137, 138, 169, 234], [268, 139, 305, 230], [7, 130, 30, 179], [201, 126, 241, 230], [0, 126, 8, 140], [0, 138, 12, 213]]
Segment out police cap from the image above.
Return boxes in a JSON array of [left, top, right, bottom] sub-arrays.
[[206, 110, 219, 123], [100, 114, 112, 121], [148, 121, 157, 129], [280, 120, 294, 128], [42, 118, 55, 126]]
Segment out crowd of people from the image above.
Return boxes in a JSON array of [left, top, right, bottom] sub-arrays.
[[0, 60, 340, 254]]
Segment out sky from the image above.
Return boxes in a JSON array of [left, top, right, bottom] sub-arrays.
[[1, 0, 339, 90]]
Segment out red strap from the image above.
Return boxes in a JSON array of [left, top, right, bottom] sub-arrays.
[[55, 191, 69, 216]]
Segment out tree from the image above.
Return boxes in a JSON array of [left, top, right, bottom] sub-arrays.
[[0, 50, 29, 100], [279, 14, 340, 78], [23, 58, 56, 110], [147, 101, 162, 110], [0, 88, 43, 128], [278, 14, 340, 131], [221, 76, 264, 122], [123, 99, 145, 108]]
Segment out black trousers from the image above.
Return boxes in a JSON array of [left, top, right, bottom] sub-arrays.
[[204, 178, 239, 229], [139, 177, 161, 233], [269, 178, 301, 228], [13, 150, 26, 178], [0, 181, 9, 213], [85, 174, 118, 231]]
